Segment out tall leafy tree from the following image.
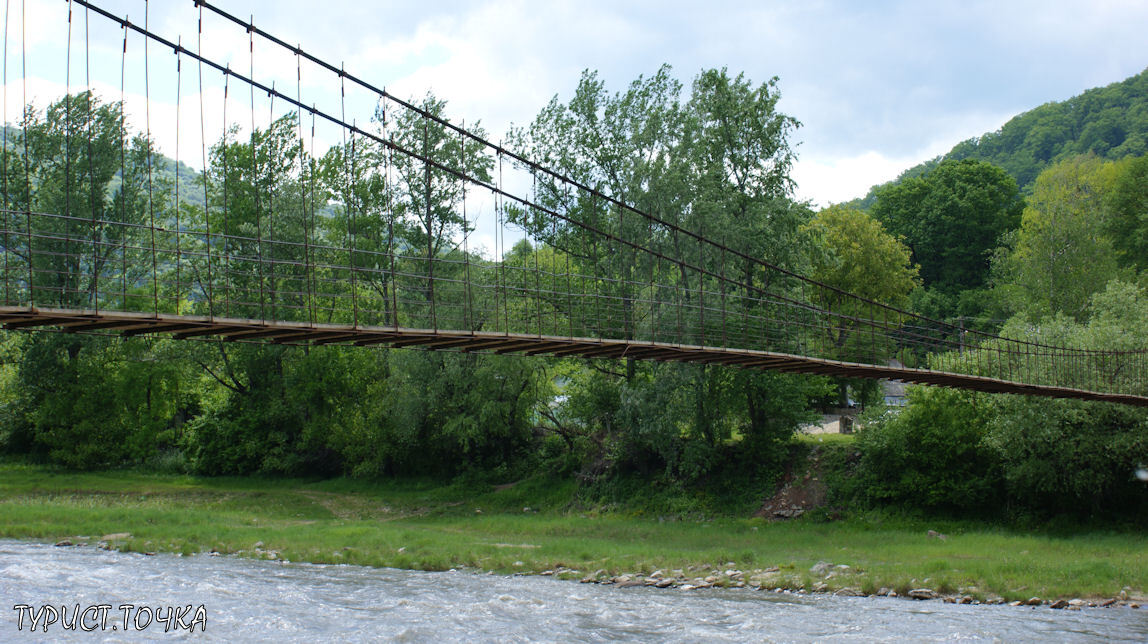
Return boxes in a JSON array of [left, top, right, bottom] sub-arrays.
[[993, 155, 1124, 319], [386, 94, 493, 330], [1104, 154, 1148, 270], [801, 204, 919, 403], [5, 92, 156, 310], [871, 158, 1023, 297]]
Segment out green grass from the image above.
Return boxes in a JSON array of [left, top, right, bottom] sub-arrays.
[[794, 432, 857, 446], [1, 464, 1144, 602]]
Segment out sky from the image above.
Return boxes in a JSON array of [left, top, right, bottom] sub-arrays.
[[7, 0, 1148, 208]]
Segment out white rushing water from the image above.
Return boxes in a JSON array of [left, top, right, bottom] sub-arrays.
[[2, 540, 1147, 642]]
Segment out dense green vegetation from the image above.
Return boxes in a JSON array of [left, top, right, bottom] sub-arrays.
[[1, 65, 1147, 541]]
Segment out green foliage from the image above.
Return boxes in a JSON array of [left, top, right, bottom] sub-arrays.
[[1104, 155, 1148, 270], [853, 280, 1148, 521], [992, 155, 1126, 319], [2, 335, 189, 469], [802, 205, 919, 392], [984, 396, 1148, 520], [871, 159, 1023, 296], [802, 205, 919, 307], [852, 388, 1001, 515], [185, 346, 547, 479]]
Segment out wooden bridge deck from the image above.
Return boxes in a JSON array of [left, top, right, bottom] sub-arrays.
[[4, 306, 1145, 407]]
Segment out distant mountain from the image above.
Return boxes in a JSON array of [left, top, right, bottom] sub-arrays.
[[853, 67, 1148, 209]]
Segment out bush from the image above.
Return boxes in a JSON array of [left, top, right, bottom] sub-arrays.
[[852, 387, 1002, 515], [985, 396, 1148, 520]]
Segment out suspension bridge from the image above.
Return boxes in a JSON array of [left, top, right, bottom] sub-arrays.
[[1, 0, 1146, 407]]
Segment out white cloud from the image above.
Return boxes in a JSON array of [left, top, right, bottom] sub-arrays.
[[792, 152, 910, 209]]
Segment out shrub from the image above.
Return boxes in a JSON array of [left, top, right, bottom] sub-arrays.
[[853, 387, 1002, 515]]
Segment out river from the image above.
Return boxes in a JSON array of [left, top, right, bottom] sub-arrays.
[[2, 540, 1146, 642]]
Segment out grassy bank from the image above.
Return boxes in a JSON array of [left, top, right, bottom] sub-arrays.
[[1, 463, 1145, 604]]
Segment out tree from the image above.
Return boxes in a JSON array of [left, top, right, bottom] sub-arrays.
[[3, 92, 157, 311], [993, 155, 1123, 319], [509, 65, 816, 481], [1104, 154, 1148, 270], [802, 204, 919, 402], [803, 205, 919, 308], [386, 93, 493, 330], [871, 159, 1023, 295]]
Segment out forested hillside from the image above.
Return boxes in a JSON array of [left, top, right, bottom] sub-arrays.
[[855, 67, 1148, 208]]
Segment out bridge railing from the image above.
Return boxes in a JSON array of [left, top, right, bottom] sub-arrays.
[[3, 204, 1146, 399]]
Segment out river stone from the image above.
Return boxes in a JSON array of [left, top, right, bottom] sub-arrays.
[[1100, 598, 1118, 607], [54, 540, 73, 547], [908, 589, 938, 600], [1049, 599, 1069, 609], [834, 588, 863, 597], [655, 579, 675, 588], [959, 596, 975, 604], [809, 561, 832, 576], [1068, 599, 1085, 607], [1026, 597, 1042, 606]]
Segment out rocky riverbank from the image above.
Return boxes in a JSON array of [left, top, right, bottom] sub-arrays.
[[562, 561, 1144, 610]]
